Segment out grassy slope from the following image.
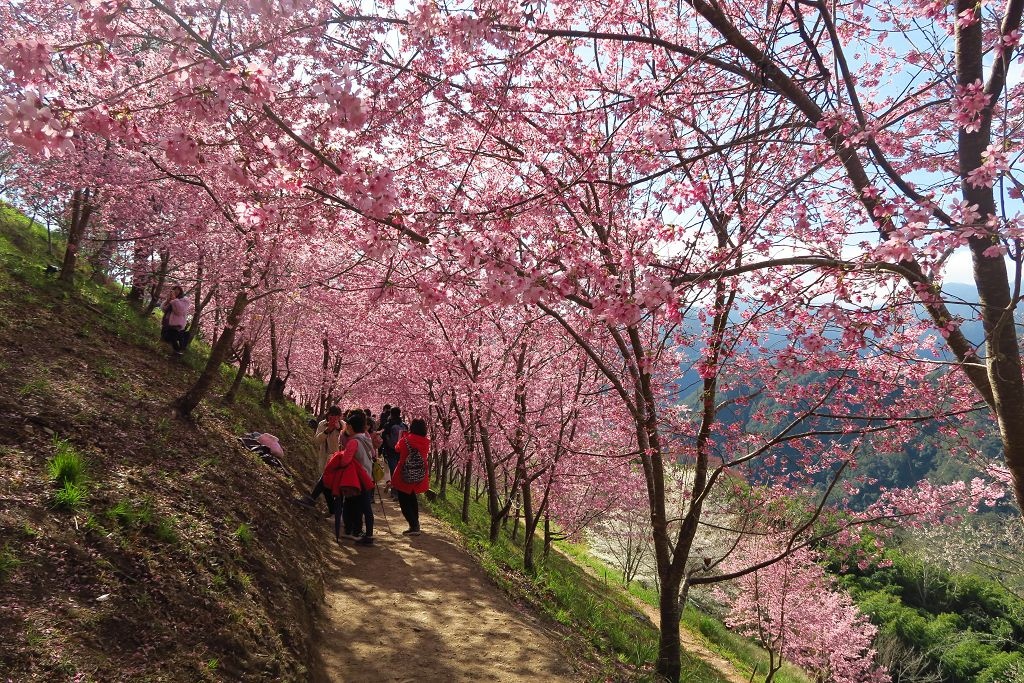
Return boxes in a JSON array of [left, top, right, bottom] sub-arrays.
[[558, 545, 811, 683], [426, 493, 731, 683], [0, 205, 798, 683], [0, 206, 331, 682]]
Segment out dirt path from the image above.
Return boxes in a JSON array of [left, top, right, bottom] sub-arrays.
[[311, 497, 578, 683], [560, 551, 748, 683]]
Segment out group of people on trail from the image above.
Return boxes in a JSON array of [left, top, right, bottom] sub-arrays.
[[300, 404, 430, 545], [160, 285, 192, 356]]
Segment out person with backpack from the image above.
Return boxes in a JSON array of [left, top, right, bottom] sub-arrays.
[[322, 411, 377, 545], [392, 418, 430, 536], [382, 406, 408, 483]]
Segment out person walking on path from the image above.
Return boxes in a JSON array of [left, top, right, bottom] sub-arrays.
[[322, 411, 376, 545], [160, 285, 192, 356], [336, 411, 381, 544], [391, 418, 430, 536], [381, 406, 408, 487], [314, 406, 344, 473]]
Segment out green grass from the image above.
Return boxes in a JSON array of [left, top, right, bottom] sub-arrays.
[[0, 543, 21, 581], [426, 493, 727, 682], [107, 498, 155, 528], [47, 439, 87, 486], [47, 440, 90, 511], [52, 480, 88, 511], [234, 523, 254, 546], [558, 538, 811, 683], [18, 377, 50, 397], [153, 516, 179, 544]]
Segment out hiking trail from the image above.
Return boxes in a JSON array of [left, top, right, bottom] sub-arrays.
[[310, 497, 578, 682]]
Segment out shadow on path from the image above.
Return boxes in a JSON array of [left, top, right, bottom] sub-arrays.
[[311, 496, 578, 683]]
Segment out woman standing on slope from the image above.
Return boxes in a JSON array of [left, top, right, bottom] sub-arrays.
[[391, 418, 430, 536]]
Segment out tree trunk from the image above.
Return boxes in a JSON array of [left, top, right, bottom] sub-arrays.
[[178, 284, 248, 416], [461, 458, 473, 524], [955, 0, 1024, 511], [522, 479, 534, 572], [59, 188, 94, 284], [128, 243, 147, 306], [89, 229, 115, 284], [654, 578, 684, 683], [143, 250, 170, 316], [439, 450, 449, 499], [543, 513, 552, 560], [224, 341, 252, 404], [263, 316, 279, 406]]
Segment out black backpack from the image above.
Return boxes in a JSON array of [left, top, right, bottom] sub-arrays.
[[402, 440, 426, 485]]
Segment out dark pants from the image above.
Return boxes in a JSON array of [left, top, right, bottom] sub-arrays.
[[359, 490, 375, 537], [396, 490, 419, 531], [342, 495, 364, 536], [171, 328, 189, 352], [384, 448, 400, 478], [310, 478, 330, 510]]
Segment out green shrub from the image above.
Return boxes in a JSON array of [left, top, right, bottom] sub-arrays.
[[52, 480, 87, 511], [47, 439, 87, 486], [153, 517, 179, 544], [234, 523, 254, 546], [106, 498, 154, 529]]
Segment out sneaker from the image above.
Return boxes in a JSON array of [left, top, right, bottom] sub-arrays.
[[402, 529, 421, 536], [355, 535, 374, 545], [341, 533, 360, 541], [293, 496, 315, 508]]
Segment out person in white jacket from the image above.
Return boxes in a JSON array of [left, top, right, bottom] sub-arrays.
[[313, 406, 344, 473]]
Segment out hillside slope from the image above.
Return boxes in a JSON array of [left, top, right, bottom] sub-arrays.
[[0, 208, 330, 681]]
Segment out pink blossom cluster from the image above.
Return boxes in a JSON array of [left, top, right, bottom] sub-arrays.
[[950, 80, 991, 133], [0, 93, 73, 156], [965, 144, 1010, 189], [159, 129, 200, 165], [719, 546, 889, 683], [1, 38, 53, 83]]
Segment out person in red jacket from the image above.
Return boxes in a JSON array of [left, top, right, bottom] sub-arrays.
[[392, 418, 430, 536], [322, 411, 376, 545]]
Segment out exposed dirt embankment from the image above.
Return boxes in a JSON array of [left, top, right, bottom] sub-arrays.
[[0, 215, 330, 681]]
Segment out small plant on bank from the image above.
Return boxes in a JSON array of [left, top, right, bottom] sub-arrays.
[[234, 523, 254, 546], [47, 439, 87, 486], [0, 543, 21, 581], [107, 498, 154, 529], [153, 517, 179, 544], [47, 439, 89, 511], [17, 377, 50, 397], [52, 480, 87, 511]]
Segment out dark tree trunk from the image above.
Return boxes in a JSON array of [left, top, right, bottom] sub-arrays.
[[59, 188, 95, 284], [89, 229, 115, 284], [178, 284, 249, 416], [263, 316, 279, 406], [224, 342, 252, 404], [128, 244, 147, 306], [461, 458, 473, 524], [143, 250, 170, 316]]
